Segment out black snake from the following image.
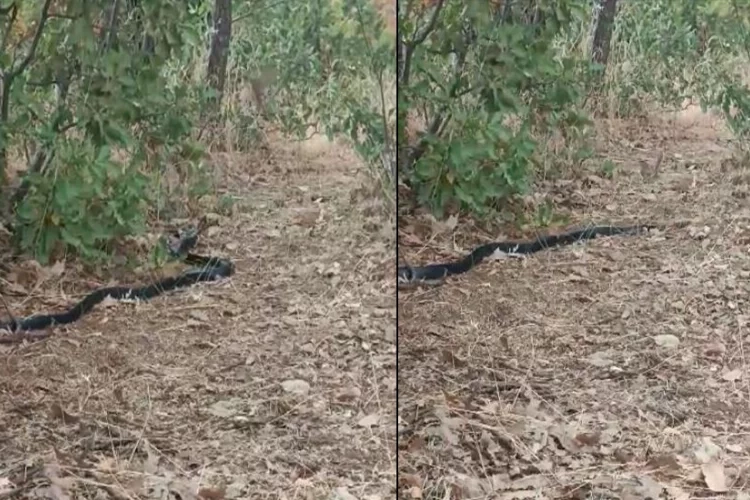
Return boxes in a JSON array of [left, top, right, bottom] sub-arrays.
[[0, 227, 234, 333], [398, 224, 660, 286]]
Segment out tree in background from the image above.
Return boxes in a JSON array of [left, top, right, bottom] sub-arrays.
[[206, 0, 231, 110], [591, 0, 618, 69]]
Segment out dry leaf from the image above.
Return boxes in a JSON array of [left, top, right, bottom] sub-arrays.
[[694, 437, 722, 463], [653, 334, 680, 348], [705, 342, 726, 356], [49, 403, 79, 425], [190, 310, 211, 322], [726, 443, 743, 453], [292, 207, 320, 227], [198, 486, 226, 500], [96, 457, 117, 473], [574, 432, 601, 447], [5, 281, 27, 294], [441, 349, 466, 368], [336, 386, 362, 402], [722, 369, 742, 381], [143, 444, 160, 475], [645, 453, 680, 473], [281, 379, 311, 396], [634, 475, 664, 499], [0, 478, 14, 495], [358, 413, 380, 428], [665, 485, 690, 500], [702, 461, 728, 492], [43, 464, 74, 500], [44, 261, 66, 280], [331, 487, 358, 500], [208, 399, 240, 418], [400, 473, 422, 489], [588, 350, 613, 367], [431, 214, 458, 235]]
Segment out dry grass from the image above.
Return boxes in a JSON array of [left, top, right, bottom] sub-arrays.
[[0, 136, 396, 499], [397, 107, 750, 498]]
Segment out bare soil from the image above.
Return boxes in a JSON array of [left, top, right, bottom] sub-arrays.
[[0, 137, 396, 499], [398, 109, 750, 499]]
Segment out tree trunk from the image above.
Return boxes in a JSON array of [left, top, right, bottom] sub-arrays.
[[206, 0, 232, 110], [683, 0, 707, 56], [0, 76, 9, 188], [125, 0, 155, 58], [591, 0, 618, 69]]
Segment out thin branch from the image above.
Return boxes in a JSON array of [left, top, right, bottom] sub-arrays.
[[407, 35, 469, 169], [0, 3, 15, 16], [10, 0, 54, 79], [0, 292, 18, 333], [102, 0, 122, 53], [411, 0, 445, 46], [48, 13, 77, 20], [353, 0, 395, 180], [232, 0, 290, 24], [400, 0, 445, 88], [25, 78, 60, 87], [0, 2, 17, 56]]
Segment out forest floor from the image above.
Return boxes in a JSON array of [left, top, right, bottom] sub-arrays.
[[0, 135, 396, 499], [398, 107, 750, 499]]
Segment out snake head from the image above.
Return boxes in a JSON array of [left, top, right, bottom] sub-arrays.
[[166, 227, 199, 257], [397, 266, 413, 284]]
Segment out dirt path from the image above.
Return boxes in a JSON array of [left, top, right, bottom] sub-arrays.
[[398, 110, 750, 498], [0, 138, 396, 499]]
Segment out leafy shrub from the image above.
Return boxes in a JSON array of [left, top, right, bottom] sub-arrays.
[[1, 0, 394, 263], [398, 0, 591, 218]]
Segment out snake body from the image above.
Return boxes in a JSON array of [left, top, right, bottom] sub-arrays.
[[0, 228, 234, 333], [398, 224, 659, 285]]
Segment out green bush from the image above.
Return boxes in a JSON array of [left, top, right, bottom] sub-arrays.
[[1, 0, 394, 264], [398, 0, 591, 218]]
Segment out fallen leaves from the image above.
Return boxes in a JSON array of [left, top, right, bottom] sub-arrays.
[[0, 141, 396, 500], [702, 461, 729, 492], [357, 413, 381, 428], [281, 379, 311, 397], [397, 116, 750, 499], [653, 334, 680, 348]]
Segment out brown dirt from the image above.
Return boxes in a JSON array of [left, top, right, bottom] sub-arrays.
[[397, 108, 750, 498], [0, 137, 396, 499]]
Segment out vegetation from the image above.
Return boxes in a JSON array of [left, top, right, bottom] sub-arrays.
[[0, 0, 394, 264], [398, 0, 750, 220]]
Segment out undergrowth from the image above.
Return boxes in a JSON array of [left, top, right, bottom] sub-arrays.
[[0, 0, 394, 264], [398, 0, 750, 222]]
